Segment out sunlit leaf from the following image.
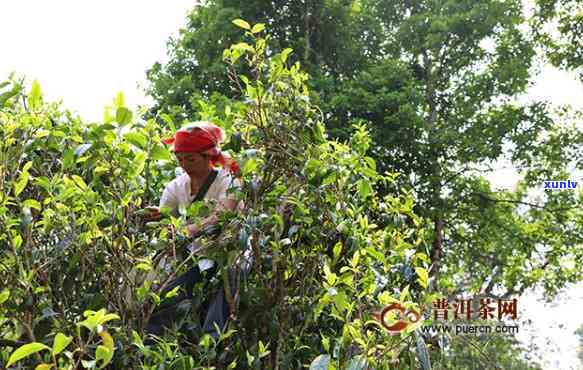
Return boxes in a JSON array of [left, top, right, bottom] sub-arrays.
[[13, 161, 32, 196], [28, 80, 43, 110], [415, 267, 429, 288], [116, 107, 133, 125], [151, 144, 172, 161], [281, 48, 293, 62], [22, 199, 41, 210], [124, 131, 148, 149], [96, 345, 113, 369], [0, 289, 10, 304], [7, 342, 50, 367], [251, 23, 265, 33], [52, 333, 73, 355], [113, 92, 125, 109], [232, 19, 251, 30]]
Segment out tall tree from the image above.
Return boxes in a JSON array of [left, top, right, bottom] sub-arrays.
[[361, 0, 583, 298], [532, 0, 583, 81], [146, 0, 386, 119]]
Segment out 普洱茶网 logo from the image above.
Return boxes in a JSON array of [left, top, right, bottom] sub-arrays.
[[373, 303, 421, 333], [423, 297, 520, 335], [373, 297, 520, 335]]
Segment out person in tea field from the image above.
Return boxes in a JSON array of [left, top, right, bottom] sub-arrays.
[[142, 121, 244, 339]]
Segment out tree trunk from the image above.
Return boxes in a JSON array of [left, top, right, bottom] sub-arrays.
[[422, 48, 445, 290], [304, 0, 310, 64], [430, 219, 444, 280]]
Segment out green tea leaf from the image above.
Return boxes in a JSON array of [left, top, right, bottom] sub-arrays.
[[99, 330, 114, 351], [12, 234, 23, 249], [99, 313, 120, 325], [52, 333, 73, 355], [124, 131, 148, 149], [7, 342, 50, 367], [62, 148, 75, 169], [232, 42, 253, 52], [357, 179, 371, 198], [28, 80, 43, 110], [400, 285, 410, 302], [96, 345, 113, 369], [14, 161, 32, 196], [0, 289, 9, 304], [113, 92, 125, 109], [116, 107, 133, 125], [351, 250, 360, 268], [22, 199, 41, 210], [251, 23, 265, 33], [415, 267, 429, 289], [232, 19, 251, 30], [151, 144, 172, 161], [131, 330, 144, 350], [332, 242, 342, 261], [0, 89, 19, 107], [130, 151, 146, 177], [323, 264, 337, 286], [281, 48, 293, 62], [242, 157, 259, 176], [246, 351, 255, 366], [81, 359, 96, 368]]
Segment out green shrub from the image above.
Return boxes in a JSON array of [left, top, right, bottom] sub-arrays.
[[0, 25, 431, 369]]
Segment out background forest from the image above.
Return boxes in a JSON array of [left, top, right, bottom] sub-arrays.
[[1, 0, 582, 369]]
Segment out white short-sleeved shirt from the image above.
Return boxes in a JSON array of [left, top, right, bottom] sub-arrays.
[[159, 168, 241, 263], [159, 168, 241, 214]]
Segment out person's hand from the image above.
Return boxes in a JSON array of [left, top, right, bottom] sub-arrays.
[[138, 206, 162, 222], [186, 224, 200, 238]]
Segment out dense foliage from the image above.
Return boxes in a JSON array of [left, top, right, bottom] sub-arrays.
[[1, 29, 444, 369], [146, 0, 583, 303], [532, 0, 583, 82], [2, 0, 581, 367]]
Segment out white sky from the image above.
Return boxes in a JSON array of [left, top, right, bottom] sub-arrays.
[[1, 1, 582, 369], [0, 0, 196, 121]]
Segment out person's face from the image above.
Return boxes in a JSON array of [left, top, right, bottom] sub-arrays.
[[174, 151, 209, 175]]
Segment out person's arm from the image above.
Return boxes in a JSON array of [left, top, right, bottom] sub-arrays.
[[186, 177, 241, 237], [185, 197, 238, 237], [141, 182, 179, 221], [159, 183, 179, 213]]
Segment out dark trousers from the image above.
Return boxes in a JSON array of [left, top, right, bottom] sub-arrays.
[[146, 252, 252, 340], [145, 263, 227, 338]]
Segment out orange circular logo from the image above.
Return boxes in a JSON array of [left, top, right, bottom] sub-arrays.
[[375, 303, 421, 333]]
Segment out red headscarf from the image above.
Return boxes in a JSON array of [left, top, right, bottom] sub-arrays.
[[163, 121, 239, 175]]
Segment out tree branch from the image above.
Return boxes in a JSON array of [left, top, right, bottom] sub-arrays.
[[0, 338, 25, 348], [471, 191, 578, 212]]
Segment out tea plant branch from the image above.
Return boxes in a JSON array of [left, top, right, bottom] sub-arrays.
[[0, 339, 25, 348], [374, 332, 411, 360]]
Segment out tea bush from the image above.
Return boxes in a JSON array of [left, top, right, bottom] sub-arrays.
[[0, 24, 432, 369]]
